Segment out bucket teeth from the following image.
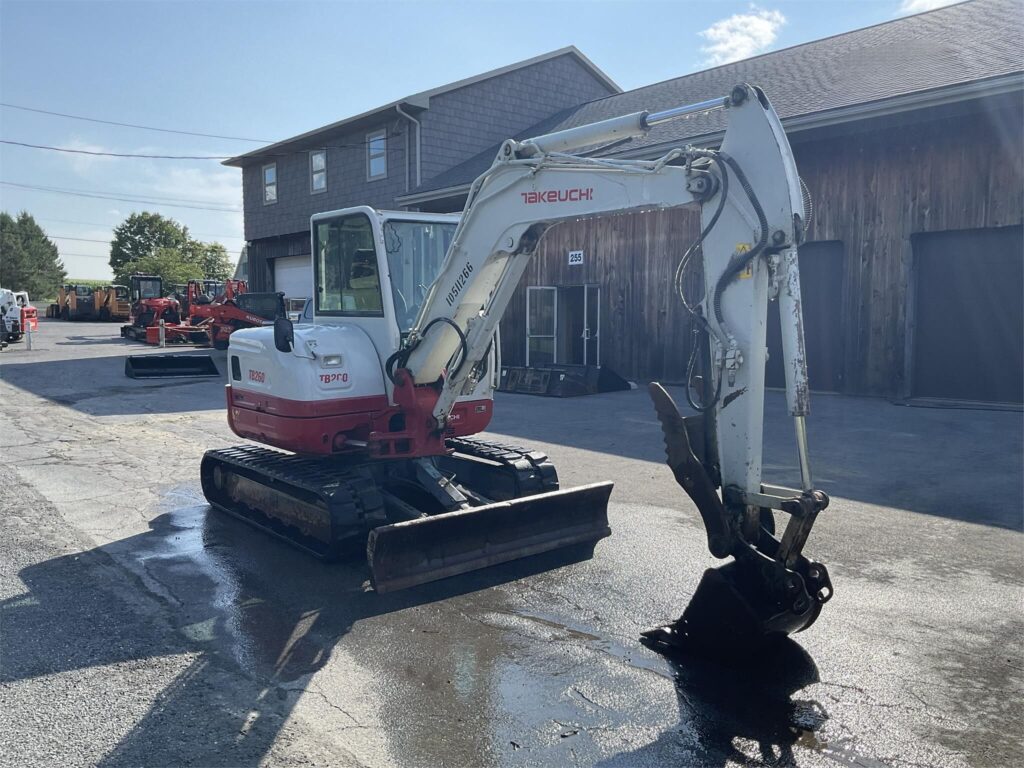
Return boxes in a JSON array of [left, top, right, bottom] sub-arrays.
[[648, 382, 692, 470], [648, 383, 733, 559]]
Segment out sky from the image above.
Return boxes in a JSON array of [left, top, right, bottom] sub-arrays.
[[0, 0, 960, 280]]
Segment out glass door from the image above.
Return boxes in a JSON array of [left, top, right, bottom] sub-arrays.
[[584, 285, 600, 365], [526, 286, 556, 366]]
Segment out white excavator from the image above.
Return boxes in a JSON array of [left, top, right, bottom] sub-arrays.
[[202, 84, 832, 649]]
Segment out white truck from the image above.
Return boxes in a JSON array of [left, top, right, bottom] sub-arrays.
[[0, 289, 37, 344]]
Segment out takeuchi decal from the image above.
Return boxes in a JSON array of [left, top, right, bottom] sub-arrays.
[[521, 188, 594, 204]]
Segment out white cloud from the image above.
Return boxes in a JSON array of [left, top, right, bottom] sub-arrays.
[[898, 0, 958, 13], [57, 138, 120, 174], [700, 6, 786, 66]]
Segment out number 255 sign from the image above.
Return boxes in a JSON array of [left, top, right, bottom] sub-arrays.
[[567, 250, 584, 266]]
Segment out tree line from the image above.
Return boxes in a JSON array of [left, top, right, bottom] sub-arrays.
[[0, 210, 235, 299]]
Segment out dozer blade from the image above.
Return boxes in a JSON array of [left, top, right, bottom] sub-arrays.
[[125, 354, 220, 379], [367, 482, 613, 592]]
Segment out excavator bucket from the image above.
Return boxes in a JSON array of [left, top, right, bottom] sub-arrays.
[[642, 383, 832, 656], [367, 482, 613, 592], [125, 354, 221, 379], [641, 560, 828, 656]]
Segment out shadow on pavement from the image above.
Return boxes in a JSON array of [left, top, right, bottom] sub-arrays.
[[1, 352, 226, 415], [487, 389, 1024, 530], [602, 638, 827, 767], [2, 499, 601, 767]]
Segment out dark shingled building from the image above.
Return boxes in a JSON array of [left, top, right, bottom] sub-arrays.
[[229, 0, 1023, 404]]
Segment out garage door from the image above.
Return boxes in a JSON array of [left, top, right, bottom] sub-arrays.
[[766, 241, 845, 392], [910, 226, 1023, 404], [273, 255, 312, 300]]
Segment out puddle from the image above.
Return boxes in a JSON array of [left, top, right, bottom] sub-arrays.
[[113, 487, 256, 673]]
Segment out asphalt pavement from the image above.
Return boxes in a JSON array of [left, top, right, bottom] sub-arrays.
[[1, 319, 1021, 767]]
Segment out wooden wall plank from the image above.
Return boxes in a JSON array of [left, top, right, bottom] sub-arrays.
[[499, 101, 1023, 396]]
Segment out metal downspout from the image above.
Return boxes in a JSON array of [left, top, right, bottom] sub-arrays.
[[395, 103, 421, 191]]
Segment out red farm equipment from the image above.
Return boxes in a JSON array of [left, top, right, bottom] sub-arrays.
[[183, 279, 284, 350], [120, 274, 205, 344]]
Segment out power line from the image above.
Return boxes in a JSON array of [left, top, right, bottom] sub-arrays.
[[2, 135, 411, 160], [0, 102, 272, 143], [0, 180, 241, 212], [35, 216, 243, 240], [1, 179, 238, 206], [50, 234, 109, 243], [49, 232, 242, 245], [55, 251, 108, 259], [0, 140, 228, 160]]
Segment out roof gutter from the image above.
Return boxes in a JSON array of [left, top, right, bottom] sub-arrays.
[[397, 73, 1023, 205], [605, 73, 1024, 160]]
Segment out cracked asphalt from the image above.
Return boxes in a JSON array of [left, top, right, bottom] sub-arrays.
[[1, 320, 1022, 767]]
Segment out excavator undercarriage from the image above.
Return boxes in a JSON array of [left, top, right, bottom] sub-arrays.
[[201, 437, 612, 592]]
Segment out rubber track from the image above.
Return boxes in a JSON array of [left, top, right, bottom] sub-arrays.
[[202, 445, 386, 558], [444, 436, 559, 493]]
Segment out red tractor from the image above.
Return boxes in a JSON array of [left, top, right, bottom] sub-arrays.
[[184, 279, 284, 350], [120, 274, 206, 344]]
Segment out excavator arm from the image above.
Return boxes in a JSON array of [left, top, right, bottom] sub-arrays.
[[389, 83, 831, 649]]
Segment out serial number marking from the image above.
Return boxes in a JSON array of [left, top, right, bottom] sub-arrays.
[[445, 261, 474, 307]]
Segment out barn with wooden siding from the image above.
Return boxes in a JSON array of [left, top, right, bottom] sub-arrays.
[[399, 0, 1023, 404]]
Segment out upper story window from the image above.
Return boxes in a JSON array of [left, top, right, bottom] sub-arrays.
[[263, 163, 277, 204], [310, 150, 327, 193], [367, 130, 387, 180]]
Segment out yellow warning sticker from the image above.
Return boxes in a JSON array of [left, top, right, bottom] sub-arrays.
[[735, 243, 753, 279]]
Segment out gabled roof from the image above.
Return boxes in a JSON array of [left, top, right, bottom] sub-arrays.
[[400, 0, 1024, 203], [223, 46, 619, 167]]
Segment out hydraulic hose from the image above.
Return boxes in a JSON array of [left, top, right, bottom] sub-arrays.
[[385, 316, 469, 385], [711, 152, 769, 329]]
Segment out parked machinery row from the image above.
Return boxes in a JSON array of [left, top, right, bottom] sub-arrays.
[[45, 284, 130, 322], [119, 274, 284, 348]]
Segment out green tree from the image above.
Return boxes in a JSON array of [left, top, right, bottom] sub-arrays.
[[130, 246, 206, 288], [184, 240, 233, 281], [0, 211, 68, 299], [109, 212, 189, 284]]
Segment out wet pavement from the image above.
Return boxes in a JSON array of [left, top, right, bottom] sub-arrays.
[[1, 319, 1022, 767]]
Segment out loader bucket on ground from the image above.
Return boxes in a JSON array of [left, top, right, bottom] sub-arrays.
[[367, 482, 613, 592], [125, 354, 221, 379]]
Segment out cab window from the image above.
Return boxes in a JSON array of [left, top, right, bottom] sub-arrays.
[[314, 213, 383, 316]]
